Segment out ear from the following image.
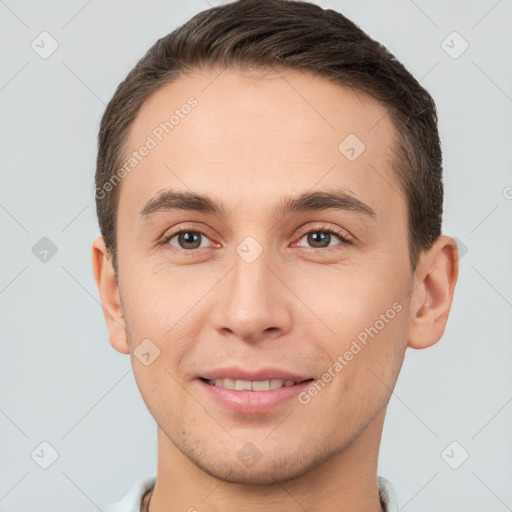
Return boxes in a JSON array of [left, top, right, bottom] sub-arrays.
[[91, 236, 129, 354], [407, 235, 459, 349]]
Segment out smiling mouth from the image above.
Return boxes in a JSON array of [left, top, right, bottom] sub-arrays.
[[200, 377, 314, 391]]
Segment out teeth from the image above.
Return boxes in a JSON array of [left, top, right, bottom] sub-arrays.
[[207, 378, 297, 390], [215, 378, 235, 389], [235, 379, 252, 391], [252, 380, 271, 391], [270, 379, 283, 389]]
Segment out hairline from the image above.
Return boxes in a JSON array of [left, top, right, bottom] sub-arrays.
[[108, 65, 420, 276]]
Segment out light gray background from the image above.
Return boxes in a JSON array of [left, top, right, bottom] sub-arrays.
[[1, 0, 511, 510]]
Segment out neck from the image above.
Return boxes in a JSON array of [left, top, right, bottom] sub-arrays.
[[147, 409, 387, 512]]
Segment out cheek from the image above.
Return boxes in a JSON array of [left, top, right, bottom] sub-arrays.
[[296, 264, 410, 396], [296, 263, 405, 338], [303, 301, 409, 429], [122, 271, 210, 384], [131, 359, 188, 431], [121, 270, 196, 336]]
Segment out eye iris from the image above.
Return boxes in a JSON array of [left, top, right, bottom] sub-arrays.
[[308, 231, 330, 248], [179, 231, 201, 249]]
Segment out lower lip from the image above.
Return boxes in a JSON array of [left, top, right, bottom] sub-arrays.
[[197, 378, 313, 414]]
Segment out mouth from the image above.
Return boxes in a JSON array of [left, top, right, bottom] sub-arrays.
[[197, 376, 315, 414], [200, 377, 313, 391]]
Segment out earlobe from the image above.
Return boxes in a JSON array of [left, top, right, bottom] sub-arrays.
[[91, 236, 130, 354], [407, 235, 459, 350]]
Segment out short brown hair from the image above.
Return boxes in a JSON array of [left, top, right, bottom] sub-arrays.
[[95, 0, 443, 275]]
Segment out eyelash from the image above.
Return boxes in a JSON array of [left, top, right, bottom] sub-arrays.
[[293, 223, 352, 250], [160, 223, 352, 254]]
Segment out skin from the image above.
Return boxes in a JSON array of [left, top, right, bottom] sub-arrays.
[[92, 68, 458, 512]]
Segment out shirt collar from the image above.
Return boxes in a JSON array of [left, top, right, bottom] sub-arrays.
[[100, 473, 399, 512]]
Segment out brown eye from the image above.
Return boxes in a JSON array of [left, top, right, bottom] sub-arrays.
[[306, 231, 331, 248], [166, 231, 210, 250], [297, 230, 348, 249]]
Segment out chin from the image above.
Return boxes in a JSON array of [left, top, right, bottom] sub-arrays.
[[185, 441, 338, 485], [194, 459, 307, 485]]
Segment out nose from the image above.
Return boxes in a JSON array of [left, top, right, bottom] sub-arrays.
[[209, 245, 292, 343]]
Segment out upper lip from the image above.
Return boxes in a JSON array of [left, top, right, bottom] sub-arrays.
[[199, 367, 312, 383]]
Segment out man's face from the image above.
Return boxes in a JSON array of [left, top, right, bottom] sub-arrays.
[[114, 68, 415, 483]]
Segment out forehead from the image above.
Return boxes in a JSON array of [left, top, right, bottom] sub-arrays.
[[119, 67, 404, 227], [127, 67, 397, 154]]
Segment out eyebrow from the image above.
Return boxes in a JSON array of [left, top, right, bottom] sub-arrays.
[[139, 187, 377, 221]]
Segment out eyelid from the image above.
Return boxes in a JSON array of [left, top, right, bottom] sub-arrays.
[[293, 222, 353, 244], [159, 223, 219, 247]]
